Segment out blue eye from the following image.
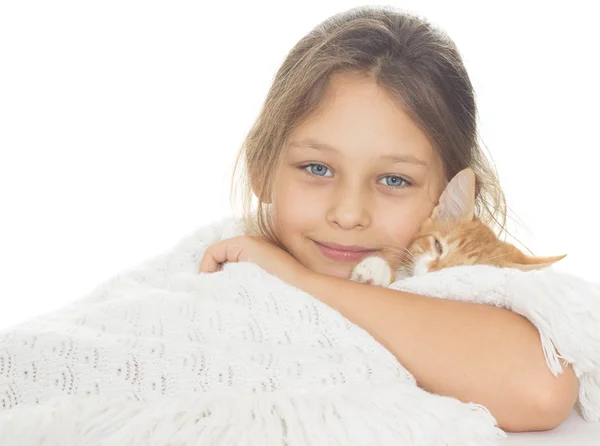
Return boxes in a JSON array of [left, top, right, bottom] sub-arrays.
[[378, 175, 409, 188], [304, 164, 332, 177]]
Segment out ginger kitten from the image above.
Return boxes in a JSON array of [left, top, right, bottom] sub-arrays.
[[350, 168, 566, 287]]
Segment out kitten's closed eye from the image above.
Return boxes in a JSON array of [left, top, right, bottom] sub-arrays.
[[434, 238, 443, 255]]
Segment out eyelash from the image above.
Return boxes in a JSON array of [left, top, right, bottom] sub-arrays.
[[302, 163, 332, 178], [300, 163, 412, 190]]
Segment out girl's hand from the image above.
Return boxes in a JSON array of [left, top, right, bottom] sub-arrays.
[[198, 235, 312, 288]]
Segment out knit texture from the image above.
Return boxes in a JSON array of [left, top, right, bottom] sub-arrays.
[[0, 217, 598, 445]]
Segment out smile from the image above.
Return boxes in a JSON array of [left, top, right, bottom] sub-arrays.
[[312, 240, 378, 262]]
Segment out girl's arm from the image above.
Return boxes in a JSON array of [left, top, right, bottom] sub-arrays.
[[199, 235, 578, 432], [300, 271, 579, 433]]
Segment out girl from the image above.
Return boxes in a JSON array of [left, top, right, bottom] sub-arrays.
[[199, 5, 578, 432]]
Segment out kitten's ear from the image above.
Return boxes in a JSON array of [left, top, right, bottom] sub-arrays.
[[506, 254, 567, 271], [432, 168, 476, 222]]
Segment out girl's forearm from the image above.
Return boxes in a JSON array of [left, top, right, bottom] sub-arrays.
[[300, 271, 579, 432]]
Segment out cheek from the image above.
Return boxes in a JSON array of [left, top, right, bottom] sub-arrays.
[[379, 221, 416, 248], [377, 199, 434, 248], [271, 177, 326, 237]]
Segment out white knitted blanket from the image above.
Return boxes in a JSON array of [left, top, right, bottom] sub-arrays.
[[1, 217, 599, 446]]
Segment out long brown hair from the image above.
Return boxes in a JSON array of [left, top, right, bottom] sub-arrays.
[[232, 5, 507, 244]]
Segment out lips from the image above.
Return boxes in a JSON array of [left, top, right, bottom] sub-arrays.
[[313, 240, 378, 262]]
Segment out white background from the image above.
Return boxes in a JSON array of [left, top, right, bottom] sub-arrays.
[[0, 1, 597, 330]]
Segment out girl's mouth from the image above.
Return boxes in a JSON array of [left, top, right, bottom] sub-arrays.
[[312, 240, 377, 262]]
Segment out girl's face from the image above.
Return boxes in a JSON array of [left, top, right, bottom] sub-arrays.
[[271, 71, 446, 279]]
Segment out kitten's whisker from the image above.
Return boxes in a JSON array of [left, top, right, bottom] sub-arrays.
[[381, 233, 412, 250], [386, 248, 416, 265], [388, 257, 414, 268], [377, 241, 416, 261]]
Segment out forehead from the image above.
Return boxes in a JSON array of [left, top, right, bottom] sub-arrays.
[[287, 71, 438, 165]]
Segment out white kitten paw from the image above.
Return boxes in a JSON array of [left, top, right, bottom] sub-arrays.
[[350, 256, 394, 287]]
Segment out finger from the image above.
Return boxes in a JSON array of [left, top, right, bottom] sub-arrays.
[[199, 241, 229, 273], [199, 247, 221, 273], [198, 242, 246, 273], [226, 244, 246, 263]]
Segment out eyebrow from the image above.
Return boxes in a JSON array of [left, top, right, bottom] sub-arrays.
[[288, 138, 428, 166]]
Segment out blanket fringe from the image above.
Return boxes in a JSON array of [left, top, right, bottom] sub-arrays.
[[0, 387, 506, 446], [514, 270, 600, 422]]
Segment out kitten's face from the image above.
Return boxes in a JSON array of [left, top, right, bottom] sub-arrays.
[[399, 218, 498, 277], [389, 168, 565, 278]]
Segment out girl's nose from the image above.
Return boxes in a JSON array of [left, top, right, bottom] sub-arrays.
[[326, 186, 371, 230]]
